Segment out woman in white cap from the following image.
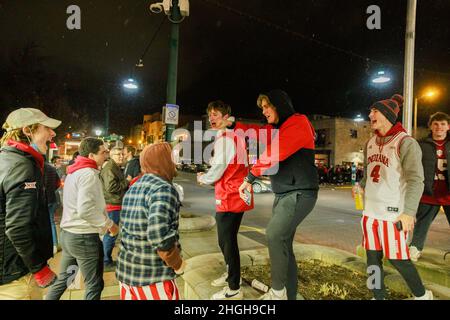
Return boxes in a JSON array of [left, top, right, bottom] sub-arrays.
[[0, 108, 61, 299]]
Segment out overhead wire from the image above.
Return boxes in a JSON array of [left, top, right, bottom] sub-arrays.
[[200, 0, 450, 77]]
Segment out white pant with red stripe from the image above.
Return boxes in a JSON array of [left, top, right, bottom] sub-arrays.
[[361, 216, 411, 260], [119, 279, 179, 300]]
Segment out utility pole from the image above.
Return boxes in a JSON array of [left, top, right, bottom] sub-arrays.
[[149, 0, 189, 142], [165, 0, 182, 142], [402, 0, 417, 135]]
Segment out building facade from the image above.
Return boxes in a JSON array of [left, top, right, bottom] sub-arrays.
[[310, 115, 373, 167]]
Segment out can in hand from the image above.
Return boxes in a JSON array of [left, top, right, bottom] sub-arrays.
[[251, 279, 269, 293]]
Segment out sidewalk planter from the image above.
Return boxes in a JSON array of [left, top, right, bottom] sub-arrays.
[[182, 243, 370, 300]]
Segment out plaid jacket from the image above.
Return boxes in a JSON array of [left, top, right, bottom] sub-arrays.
[[116, 173, 181, 286]]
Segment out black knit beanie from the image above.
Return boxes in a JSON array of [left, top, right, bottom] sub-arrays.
[[370, 94, 404, 124]]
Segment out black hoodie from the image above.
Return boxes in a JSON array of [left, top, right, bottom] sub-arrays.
[[266, 89, 296, 127], [238, 90, 319, 194]]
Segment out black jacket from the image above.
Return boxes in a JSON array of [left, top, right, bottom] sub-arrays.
[[0, 146, 53, 285], [419, 136, 450, 196], [124, 157, 141, 179], [100, 159, 128, 205]]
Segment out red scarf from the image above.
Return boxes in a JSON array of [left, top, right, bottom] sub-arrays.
[[375, 122, 407, 137], [7, 140, 44, 174], [67, 156, 98, 174]]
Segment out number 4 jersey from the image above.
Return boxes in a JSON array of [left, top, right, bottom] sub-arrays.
[[364, 131, 410, 222]]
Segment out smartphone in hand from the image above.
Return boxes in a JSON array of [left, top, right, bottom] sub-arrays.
[[243, 189, 252, 206], [395, 221, 403, 231]]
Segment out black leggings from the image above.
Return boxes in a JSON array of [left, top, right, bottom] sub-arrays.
[[366, 250, 425, 299], [216, 212, 244, 290]]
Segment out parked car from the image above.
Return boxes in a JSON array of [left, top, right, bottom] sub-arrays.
[[252, 176, 272, 193]]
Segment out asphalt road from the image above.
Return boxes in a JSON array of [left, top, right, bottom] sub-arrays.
[[175, 172, 450, 254]]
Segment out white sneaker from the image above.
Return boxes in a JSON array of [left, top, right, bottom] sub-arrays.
[[259, 288, 287, 300], [409, 246, 422, 262], [210, 286, 243, 300], [414, 290, 433, 300], [211, 272, 242, 287]]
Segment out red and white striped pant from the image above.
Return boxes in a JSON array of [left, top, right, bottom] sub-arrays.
[[119, 279, 179, 300], [361, 216, 410, 260]]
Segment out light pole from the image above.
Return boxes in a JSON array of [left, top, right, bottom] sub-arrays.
[[149, 0, 189, 142], [413, 89, 439, 138], [402, 0, 418, 135]]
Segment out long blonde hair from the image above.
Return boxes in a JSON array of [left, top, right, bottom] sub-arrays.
[[0, 122, 40, 146]]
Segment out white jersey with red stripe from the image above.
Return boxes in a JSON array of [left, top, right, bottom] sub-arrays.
[[363, 131, 409, 222]]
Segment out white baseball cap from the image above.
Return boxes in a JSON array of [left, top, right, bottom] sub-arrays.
[[4, 108, 61, 132]]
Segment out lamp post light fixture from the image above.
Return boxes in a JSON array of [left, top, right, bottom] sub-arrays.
[[95, 129, 103, 137], [123, 78, 139, 90], [372, 71, 391, 84]]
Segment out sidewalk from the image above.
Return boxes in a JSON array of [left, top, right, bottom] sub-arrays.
[[46, 210, 449, 300]]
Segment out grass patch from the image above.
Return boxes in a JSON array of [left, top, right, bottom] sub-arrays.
[[242, 259, 410, 300]]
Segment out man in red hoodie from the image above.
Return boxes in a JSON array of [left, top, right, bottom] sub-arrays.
[[355, 94, 432, 300], [235, 90, 319, 300], [46, 137, 118, 300]]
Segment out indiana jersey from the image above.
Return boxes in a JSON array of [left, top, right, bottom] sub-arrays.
[[363, 131, 410, 221]]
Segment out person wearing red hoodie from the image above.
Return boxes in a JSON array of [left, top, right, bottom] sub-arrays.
[[235, 90, 319, 300], [354, 94, 433, 300], [45, 137, 119, 300], [0, 108, 61, 299], [197, 101, 254, 300]]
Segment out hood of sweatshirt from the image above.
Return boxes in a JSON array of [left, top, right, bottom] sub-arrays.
[[6, 139, 44, 173], [266, 89, 296, 128], [375, 122, 407, 138], [67, 156, 98, 174]]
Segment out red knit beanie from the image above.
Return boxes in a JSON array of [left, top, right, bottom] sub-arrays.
[[370, 94, 404, 124]]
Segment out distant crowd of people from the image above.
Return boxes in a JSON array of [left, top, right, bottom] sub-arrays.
[[0, 90, 448, 301], [316, 163, 364, 185]]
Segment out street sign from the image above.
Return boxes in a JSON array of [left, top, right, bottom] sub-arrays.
[[163, 104, 179, 125]]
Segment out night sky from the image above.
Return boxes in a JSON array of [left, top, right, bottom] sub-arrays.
[[0, 0, 449, 136]]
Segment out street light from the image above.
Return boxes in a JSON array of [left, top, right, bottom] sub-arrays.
[[353, 114, 364, 122], [372, 71, 391, 84], [123, 78, 139, 90], [413, 88, 439, 138], [94, 129, 103, 137]]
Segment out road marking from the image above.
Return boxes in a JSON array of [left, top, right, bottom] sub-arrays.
[[240, 225, 266, 235]]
